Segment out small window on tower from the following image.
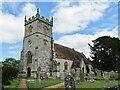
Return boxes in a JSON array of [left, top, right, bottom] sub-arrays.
[[28, 40, 32, 46], [35, 59, 37, 61], [35, 47, 38, 49], [43, 26, 48, 35], [28, 25, 33, 33], [43, 39, 48, 45]]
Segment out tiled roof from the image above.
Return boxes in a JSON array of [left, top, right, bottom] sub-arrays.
[[54, 43, 91, 64]]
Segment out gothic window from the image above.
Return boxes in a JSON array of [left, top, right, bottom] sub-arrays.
[[26, 51, 32, 64], [28, 25, 33, 33], [28, 40, 32, 46], [57, 62, 60, 66], [37, 21, 42, 27], [82, 67, 84, 73], [43, 39, 48, 45], [43, 26, 48, 35], [35, 47, 38, 49], [86, 65, 89, 73], [64, 61, 68, 70]]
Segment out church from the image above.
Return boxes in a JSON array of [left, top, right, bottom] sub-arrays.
[[19, 9, 92, 78]]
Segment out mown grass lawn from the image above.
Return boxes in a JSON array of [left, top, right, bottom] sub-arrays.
[[27, 77, 64, 90], [58, 80, 118, 89], [77, 80, 118, 88], [4, 78, 20, 90]]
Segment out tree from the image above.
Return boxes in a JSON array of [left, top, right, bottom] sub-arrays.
[[89, 36, 120, 71], [2, 58, 20, 85], [2, 58, 20, 68]]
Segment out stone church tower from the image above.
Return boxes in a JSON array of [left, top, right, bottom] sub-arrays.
[[20, 9, 53, 77]]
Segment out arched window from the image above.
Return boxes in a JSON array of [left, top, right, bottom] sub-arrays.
[[28, 39, 32, 46], [86, 65, 90, 73], [64, 61, 68, 70], [28, 25, 33, 33], [57, 62, 60, 66], [26, 51, 32, 64], [43, 26, 48, 35], [82, 67, 84, 73], [43, 39, 48, 45]]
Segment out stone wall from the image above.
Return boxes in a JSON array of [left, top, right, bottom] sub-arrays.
[[21, 11, 53, 77]]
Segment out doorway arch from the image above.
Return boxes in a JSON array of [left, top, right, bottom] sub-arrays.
[[27, 67, 31, 77]]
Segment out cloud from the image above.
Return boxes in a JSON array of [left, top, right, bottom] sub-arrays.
[[52, 0, 109, 34], [8, 50, 21, 54], [9, 45, 20, 49], [20, 3, 38, 18], [0, 3, 37, 43], [55, 26, 118, 58]]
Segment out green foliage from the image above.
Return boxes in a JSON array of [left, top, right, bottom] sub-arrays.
[[89, 36, 120, 71], [2, 58, 20, 68], [4, 78, 20, 89], [2, 58, 20, 85]]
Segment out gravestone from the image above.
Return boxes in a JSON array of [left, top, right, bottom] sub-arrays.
[[103, 71, 110, 82], [110, 71, 115, 79], [60, 72, 65, 80], [110, 71, 118, 80], [89, 71, 95, 80], [37, 66, 42, 84], [89, 71, 96, 83], [65, 75, 76, 90], [53, 71, 56, 79], [75, 68, 80, 84], [64, 70, 69, 78], [71, 68, 75, 77], [114, 71, 118, 79], [80, 69, 84, 82]]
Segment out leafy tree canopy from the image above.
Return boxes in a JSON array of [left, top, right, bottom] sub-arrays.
[[2, 58, 20, 85], [2, 58, 20, 68], [89, 36, 120, 71]]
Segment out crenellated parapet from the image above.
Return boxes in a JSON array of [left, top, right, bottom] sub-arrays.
[[24, 8, 53, 26]]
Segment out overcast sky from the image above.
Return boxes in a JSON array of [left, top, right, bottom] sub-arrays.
[[0, 0, 118, 61]]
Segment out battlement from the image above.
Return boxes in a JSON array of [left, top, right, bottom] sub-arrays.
[[24, 8, 53, 26]]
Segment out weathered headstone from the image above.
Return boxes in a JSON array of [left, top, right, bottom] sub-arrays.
[[80, 69, 84, 82], [103, 71, 110, 82], [89, 71, 95, 80], [89, 71, 96, 83], [75, 68, 80, 84], [53, 71, 56, 79], [110, 71, 115, 79], [110, 71, 118, 80], [64, 70, 69, 78], [71, 68, 75, 77], [37, 66, 42, 84], [60, 72, 65, 80], [65, 75, 76, 90]]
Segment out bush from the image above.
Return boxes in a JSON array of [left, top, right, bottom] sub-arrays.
[[2, 67, 18, 85]]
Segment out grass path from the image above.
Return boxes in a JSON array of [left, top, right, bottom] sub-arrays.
[[17, 79, 27, 90]]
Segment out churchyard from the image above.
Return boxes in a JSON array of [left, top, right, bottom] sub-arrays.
[[3, 70, 119, 90], [27, 77, 63, 89]]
